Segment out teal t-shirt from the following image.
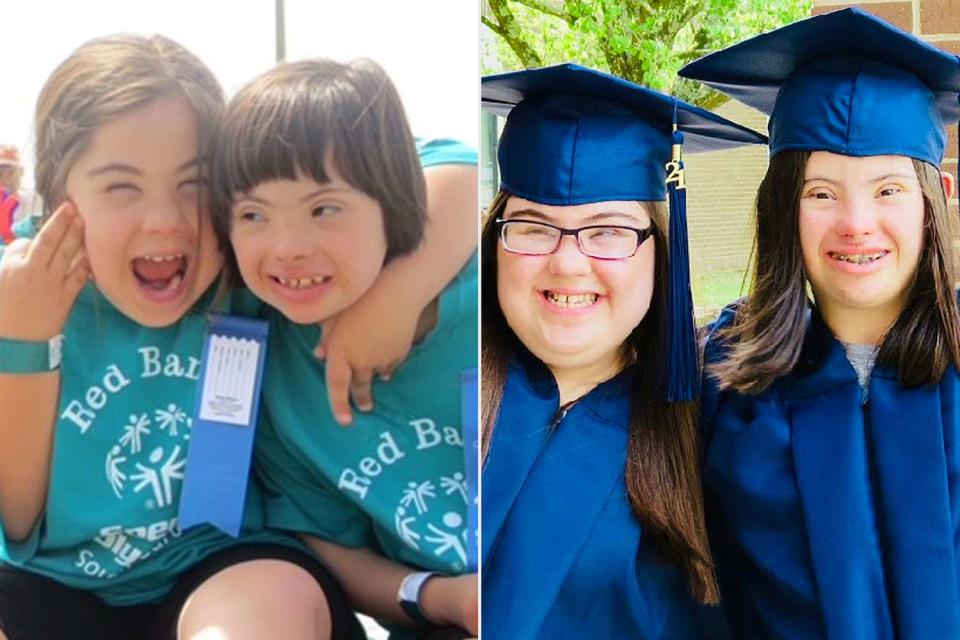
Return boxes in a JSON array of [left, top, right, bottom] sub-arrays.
[[416, 138, 477, 168], [10, 213, 39, 241], [0, 283, 294, 605], [257, 253, 477, 575]]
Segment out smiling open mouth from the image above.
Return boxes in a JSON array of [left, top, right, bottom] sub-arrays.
[[828, 251, 889, 265], [544, 290, 599, 308], [271, 275, 331, 290], [133, 254, 187, 292]]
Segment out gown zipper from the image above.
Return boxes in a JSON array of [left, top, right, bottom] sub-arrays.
[[549, 399, 579, 429]]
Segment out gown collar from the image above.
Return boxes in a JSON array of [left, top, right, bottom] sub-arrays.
[[483, 348, 638, 637]]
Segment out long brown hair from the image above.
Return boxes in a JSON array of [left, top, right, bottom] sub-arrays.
[[481, 191, 719, 604], [711, 151, 960, 393]]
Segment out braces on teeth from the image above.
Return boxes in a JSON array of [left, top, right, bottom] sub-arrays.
[[833, 253, 885, 264]]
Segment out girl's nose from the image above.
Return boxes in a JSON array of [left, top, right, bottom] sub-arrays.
[[834, 196, 879, 238], [273, 223, 316, 261], [141, 193, 189, 234], [547, 234, 592, 276]]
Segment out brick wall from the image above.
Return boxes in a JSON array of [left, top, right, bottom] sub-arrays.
[[685, 101, 769, 273], [813, 1, 913, 29]]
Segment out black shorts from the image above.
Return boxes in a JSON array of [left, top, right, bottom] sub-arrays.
[[0, 542, 363, 640], [417, 628, 473, 640]]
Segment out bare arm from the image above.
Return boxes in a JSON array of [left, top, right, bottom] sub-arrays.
[[0, 371, 60, 541], [320, 163, 479, 424], [0, 204, 88, 540], [303, 535, 478, 634], [375, 163, 479, 327]]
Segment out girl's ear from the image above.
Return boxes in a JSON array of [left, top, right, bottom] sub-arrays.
[[940, 170, 956, 200]]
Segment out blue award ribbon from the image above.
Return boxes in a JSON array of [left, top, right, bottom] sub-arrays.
[[179, 314, 269, 537], [461, 367, 479, 571]]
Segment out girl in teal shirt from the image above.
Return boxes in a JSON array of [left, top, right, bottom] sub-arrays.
[[0, 35, 480, 640], [210, 58, 479, 639]]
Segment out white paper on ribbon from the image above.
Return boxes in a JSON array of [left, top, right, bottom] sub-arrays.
[[198, 334, 261, 427]]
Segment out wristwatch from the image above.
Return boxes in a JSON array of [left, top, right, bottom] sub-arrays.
[[397, 571, 436, 625], [0, 334, 63, 373]]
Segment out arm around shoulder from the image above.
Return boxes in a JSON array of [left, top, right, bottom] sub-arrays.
[[316, 161, 478, 423]]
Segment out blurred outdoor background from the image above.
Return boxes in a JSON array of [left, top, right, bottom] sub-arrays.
[[2, 0, 477, 235]]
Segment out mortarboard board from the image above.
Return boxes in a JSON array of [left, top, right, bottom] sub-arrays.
[[679, 7, 960, 166], [482, 63, 767, 402], [482, 63, 768, 205]]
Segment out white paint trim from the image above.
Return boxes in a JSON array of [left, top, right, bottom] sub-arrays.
[[925, 34, 960, 42], [913, 0, 921, 35]]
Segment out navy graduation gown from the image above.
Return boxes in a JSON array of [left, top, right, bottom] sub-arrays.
[[702, 304, 960, 639], [482, 353, 727, 639]]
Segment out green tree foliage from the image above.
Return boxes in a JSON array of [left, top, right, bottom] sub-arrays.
[[481, 0, 812, 107]]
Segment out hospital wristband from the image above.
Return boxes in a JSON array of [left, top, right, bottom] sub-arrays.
[[0, 334, 63, 373], [398, 571, 438, 625]]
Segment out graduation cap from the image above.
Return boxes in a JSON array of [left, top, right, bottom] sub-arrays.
[[482, 63, 767, 402], [679, 7, 960, 165]]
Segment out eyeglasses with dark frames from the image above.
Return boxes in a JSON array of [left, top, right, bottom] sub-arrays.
[[495, 218, 655, 260]]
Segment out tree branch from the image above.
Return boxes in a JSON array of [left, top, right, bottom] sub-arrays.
[[626, 0, 655, 20], [482, 15, 505, 36], [511, 0, 570, 22], [676, 0, 704, 30], [697, 89, 730, 111], [485, 0, 544, 68], [660, 0, 706, 48], [675, 46, 713, 64]]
